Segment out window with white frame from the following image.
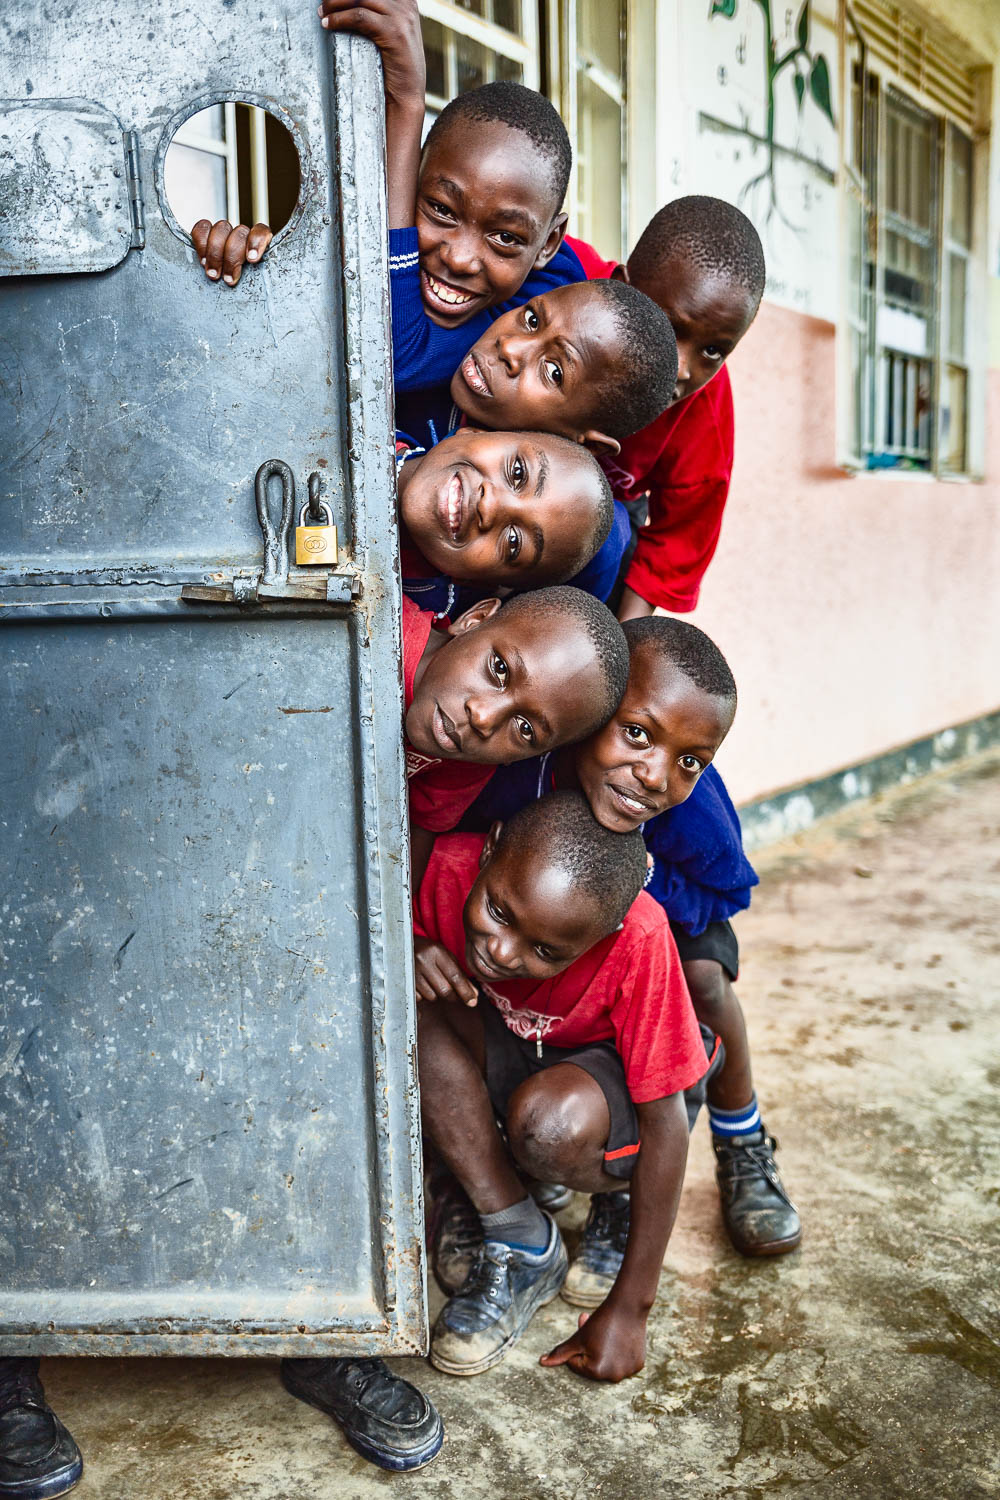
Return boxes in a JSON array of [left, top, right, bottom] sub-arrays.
[[419, 0, 539, 129], [843, 2, 980, 475], [162, 102, 300, 237], [417, 1, 629, 260]]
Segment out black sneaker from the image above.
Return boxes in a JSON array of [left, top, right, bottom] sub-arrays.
[[525, 1179, 573, 1213], [713, 1127, 802, 1256], [280, 1357, 443, 1472], [430, 1180, 484, 1296], [430, 1213, 568, 1376], [562, 1190, 630, 1308], [0, 1359, 83, 1499]]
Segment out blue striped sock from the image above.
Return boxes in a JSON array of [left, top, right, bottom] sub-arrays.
[[709, 1093, 762, 1140]]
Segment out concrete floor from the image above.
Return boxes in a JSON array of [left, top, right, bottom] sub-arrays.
[[38, 752, 1000, 1499]]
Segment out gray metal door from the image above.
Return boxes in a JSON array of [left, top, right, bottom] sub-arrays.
[[0, 3, 425, 1356]]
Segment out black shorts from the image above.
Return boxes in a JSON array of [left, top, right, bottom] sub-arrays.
[[669, 918, 739, 982], [478, 999, 722, 1181]]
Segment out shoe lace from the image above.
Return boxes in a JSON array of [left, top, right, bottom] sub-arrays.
[[719, 1135, 794, 1204], [444, 1193, 483, 1253], [462, 1244, 510, 1304]]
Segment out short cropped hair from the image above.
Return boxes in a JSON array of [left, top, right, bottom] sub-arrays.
[[623, 616, 737, 704], [424, 82, 572, 209], [542, 438, 615, 582], [628, 195, 766, 308], [588, 280, 678, 440], [499, 586, 629, 731], [495, 790, 647, 931]]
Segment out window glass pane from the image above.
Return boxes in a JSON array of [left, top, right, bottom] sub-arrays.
[[577, 73, 624, 260], [491, 0, 521, 34], [175, 104, 224, 145], [163, 142, 228, 229], [497, 53, 523, 82], [456, 33, 488, 92], [456, 0, 485, 16], [578, 0, 622, 76], [884, 97, 934, 232], [947, 251, 967, 362], [883, 230, 933, 315], [939, 365, 968, 471], [948, 126, 973, 248], [422, 18, 447, 99]]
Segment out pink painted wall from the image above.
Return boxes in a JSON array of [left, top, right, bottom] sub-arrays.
[[688, 302, 1000, 805]]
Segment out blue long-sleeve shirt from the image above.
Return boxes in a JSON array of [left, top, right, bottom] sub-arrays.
[[459, 760, 758, 936], [389, 227, 587, 393]]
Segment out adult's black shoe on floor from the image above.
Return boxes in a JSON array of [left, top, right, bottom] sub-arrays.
[[713, 1127, 802, 1256], [280, 1357, 443, 1472], [0, 1358, 83, 1499]]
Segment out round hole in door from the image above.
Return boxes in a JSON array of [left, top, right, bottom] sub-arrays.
[[161, 100, 302, 246]]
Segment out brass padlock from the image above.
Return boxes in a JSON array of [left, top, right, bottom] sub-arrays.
[[295, 498, 338, 566]]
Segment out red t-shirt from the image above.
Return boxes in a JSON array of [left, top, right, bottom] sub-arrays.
[[413, 833, 708, 1103], [566, 235, 736, 613], [402, 596, 493, 833]]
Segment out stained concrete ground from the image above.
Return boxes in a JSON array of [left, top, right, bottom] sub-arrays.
[[39, 751, 1000, 1499]]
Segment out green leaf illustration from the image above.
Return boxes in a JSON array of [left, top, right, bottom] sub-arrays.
[[810, 53, 835, 124], [710, 0, 738, 17], [794, 71, 805, 110], [796, 0, 810, 47]]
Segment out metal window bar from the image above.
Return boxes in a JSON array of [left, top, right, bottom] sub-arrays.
[[870, 86, 938, 467]]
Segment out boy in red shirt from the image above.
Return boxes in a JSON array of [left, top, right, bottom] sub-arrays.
[[402, 587, 629, 885], [565, 196, 766, 619], [413, 791, 708, 1382]]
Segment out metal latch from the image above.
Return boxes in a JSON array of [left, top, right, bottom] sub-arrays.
[[181, 460, 363, 608]]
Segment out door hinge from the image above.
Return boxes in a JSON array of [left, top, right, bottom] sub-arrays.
[[123, 129, 145, 250]]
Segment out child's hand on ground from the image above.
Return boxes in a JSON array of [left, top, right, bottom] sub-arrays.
[[540, 1301, 646, 1383], [191, 220, 273, 286], [414, 938, 478, 1006], [318, 0, 426, 113]]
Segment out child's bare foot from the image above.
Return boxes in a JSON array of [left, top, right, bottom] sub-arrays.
[[191, 219, 273, 286]]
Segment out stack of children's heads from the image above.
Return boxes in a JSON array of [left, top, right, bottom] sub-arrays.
[[198, 11, 777, 1407], [397, 79, 758, 815]]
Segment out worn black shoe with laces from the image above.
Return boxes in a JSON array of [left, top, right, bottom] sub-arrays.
[[430, 1180, 484, 1296], [0, 1358, 82, 1499], [713, 1127, 802, 1256], [430, 1213, 567, 1376], [562, 1190, 630, 1308], [280, 1357, 443, 1472]]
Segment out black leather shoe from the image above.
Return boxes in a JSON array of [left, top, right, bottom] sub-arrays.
[[713, 1127, 802, 1256], [280, 1357, 443, 1472], [430, 1180, 484, 1296], [0, 1359, 83, 1499]]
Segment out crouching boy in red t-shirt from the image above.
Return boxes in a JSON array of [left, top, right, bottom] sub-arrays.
[[413, 790, 709, 1382]]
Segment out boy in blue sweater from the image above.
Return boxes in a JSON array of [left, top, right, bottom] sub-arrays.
[[433, 616, 800, 1294], [317, 0, 588, 391], [200, 3, 592, 390]]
